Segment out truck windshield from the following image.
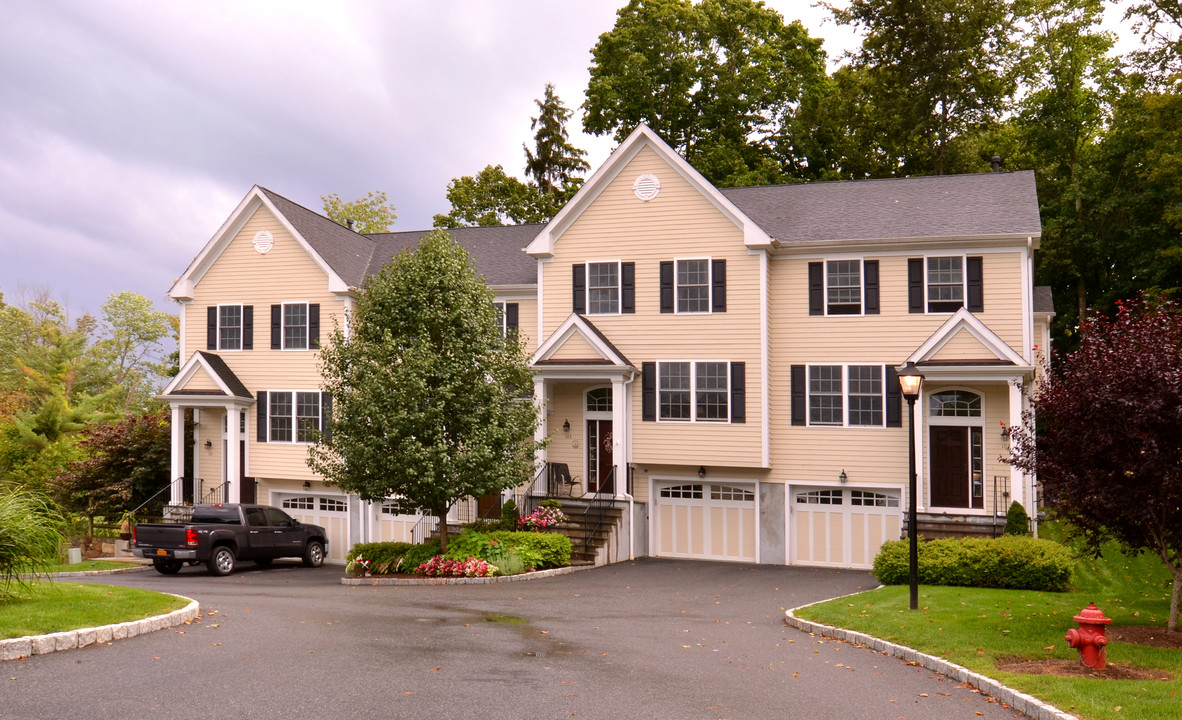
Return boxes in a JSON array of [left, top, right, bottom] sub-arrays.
[[192, 506, 242, 524]]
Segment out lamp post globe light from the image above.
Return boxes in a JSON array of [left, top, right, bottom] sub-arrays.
[[897, 362, 924, 611]]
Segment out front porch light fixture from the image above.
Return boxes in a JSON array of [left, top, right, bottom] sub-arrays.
[[562, 419, 571, 435], [698, 466, 706, 479], [839, 469, 847, 484], [303, 481, 311, 491], [204, 440, 212, 450], [896, 361, 924, 611]]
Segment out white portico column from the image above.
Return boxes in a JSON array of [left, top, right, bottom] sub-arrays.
[[1009, 379, 1025, 508], [169, 404, 184, 505], [611, 377, 627, 496], [226, 404, 241, 503], [533, 378, 548, 495]]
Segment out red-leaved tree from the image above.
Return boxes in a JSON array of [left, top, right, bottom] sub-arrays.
[[1008, 297, 1182, 631]]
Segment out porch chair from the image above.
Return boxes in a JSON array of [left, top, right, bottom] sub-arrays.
[[549, 462, 581, 497]]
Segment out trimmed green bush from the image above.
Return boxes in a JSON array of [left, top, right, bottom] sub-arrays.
[[1003, 501, 1031, 536], [487, 530, 571, 569], [872, 535, 1072, 592], [399, 539, 442, 573]]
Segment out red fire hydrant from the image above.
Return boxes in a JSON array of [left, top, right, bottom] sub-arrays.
[[1065, 602, 1112, 669]]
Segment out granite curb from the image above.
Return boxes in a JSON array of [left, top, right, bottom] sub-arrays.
[[0, 595, 200, 662], [784, 593, 1079, 720], [340, 563, 594, 586]]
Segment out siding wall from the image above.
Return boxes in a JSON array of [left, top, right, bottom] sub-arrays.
[[542, 145, 763, 468]]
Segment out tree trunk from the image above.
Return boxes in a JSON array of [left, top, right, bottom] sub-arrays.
[[1170, 566, 1181, 633]]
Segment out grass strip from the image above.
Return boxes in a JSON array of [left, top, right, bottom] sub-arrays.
[[1, 582, 188, 639], [37, 560, 141, 574], [797, 540, 1180, 720]]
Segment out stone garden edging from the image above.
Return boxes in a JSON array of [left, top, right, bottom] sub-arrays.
[[0, 595, 199, 662], [784, 593, 1079, 720], [340, 564, 593, 586]]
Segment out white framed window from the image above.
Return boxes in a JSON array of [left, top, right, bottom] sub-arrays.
[[283, 303, 308, 350], [826, 260, 862, 315], [381, 499, 412, 515], [319, 497, 346, 512], [850, 490, 899, 507], [657, 361, 732, 423], [493, 302, 507, 336], [927, 256, 964, 311], [808, 364, 886, 427], [710, 484, 754, 502], [268, 391, 322, 443], [796, 489, 843, 505], [676, 258, 710, 313], [587, 262, 620, 314], [659, 484, 703, 499], [929, 390, 982, 417], [218, 305, 243, 350]]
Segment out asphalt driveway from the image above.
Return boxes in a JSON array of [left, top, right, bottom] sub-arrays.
[[1, 559, 1030, 719]]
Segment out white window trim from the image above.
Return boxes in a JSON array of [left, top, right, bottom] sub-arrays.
[[584, 259, 623, 316], [823, 258, 865, 317], [281, 301, 310, 351], [656, 359, 733, 424], [925, 253, 968, 314], [927, 387, 984, 425], [216, 303, 244, 352], [805, 363, 888, 429], [493, 301, 509, 337], [267, 389, 322, 444], [673, 256, 713, 315]]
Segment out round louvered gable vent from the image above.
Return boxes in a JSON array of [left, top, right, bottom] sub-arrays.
[[252, 230, 274, 254], [633, 173, 661, 201]]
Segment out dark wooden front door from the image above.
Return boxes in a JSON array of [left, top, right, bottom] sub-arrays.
[[237, 441, 255, 503], [477, 493, 501, 519], [930, 426, 969, 507], [587, 420, 614, 495]]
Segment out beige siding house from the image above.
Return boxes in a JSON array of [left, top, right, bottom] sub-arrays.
[[161, 125, 1047, 568]]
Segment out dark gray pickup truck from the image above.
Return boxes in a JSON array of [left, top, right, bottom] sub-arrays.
[[133, 504, 328, 576]]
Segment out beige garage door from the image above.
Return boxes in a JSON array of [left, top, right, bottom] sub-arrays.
[[655, 483, 757, 563], [373, 498, 419, 544], [791, 487, 900, 569], [274, 493, 350, 565]]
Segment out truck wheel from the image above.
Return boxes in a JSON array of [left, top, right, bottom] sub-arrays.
[[153, 560, 183, 575], [207, 546, 236, 576], [302, 540, 325, 568]]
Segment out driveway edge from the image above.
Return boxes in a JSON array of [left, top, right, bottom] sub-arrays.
[[784, 597, 1079, 720], [340, 564, 594, 586], [1, 595, 199, 662]]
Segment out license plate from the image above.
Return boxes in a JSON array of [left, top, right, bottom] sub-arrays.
[[156, 549, 168, 556]]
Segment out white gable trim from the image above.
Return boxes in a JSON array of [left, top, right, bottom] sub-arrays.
[[168, 186, 349, 301], [525, 125, 774, 258], [906, 308, 1027, 366], [531, 314, 629, 367], [161, 352, 234, 397]]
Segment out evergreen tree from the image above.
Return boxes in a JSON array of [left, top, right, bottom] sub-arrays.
[[524, 83, 589, 201]]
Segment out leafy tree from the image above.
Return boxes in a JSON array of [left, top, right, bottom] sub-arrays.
[[91, 291, 177, 410], [1123, 0, 1182, 87], [52, 410, 172, 526], [321, 190, 397, 234], [309, 230, 543, 551], [1007, 298, 1182, 631], [432, 165, 552, 228], [524, 83, 589, 201], [583, 0, 826, 186], [827, 0, 1023, 175]]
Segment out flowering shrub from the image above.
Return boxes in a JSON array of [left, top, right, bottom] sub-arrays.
[[518, 505, 568, 531], [418, 555, 498, 578]]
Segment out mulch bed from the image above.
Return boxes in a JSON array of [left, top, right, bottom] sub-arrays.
[[996, 625, 1180, 680], [1108, 625, 1182, 650]]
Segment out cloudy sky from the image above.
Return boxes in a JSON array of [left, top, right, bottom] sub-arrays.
[[0, 1, 1134, 319]]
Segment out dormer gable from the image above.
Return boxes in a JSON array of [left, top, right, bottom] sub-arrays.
[[906, 308, 1027, 366], [532, 314, 632, 368]]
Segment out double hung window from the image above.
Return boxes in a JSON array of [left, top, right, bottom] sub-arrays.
[[588, 262, 619, 314], [267, 391, 322, 443], [806, 365, 885, 427], [284, 303, 308, 349], [657, 361, 731, 422], [808, 260, 878, 315]]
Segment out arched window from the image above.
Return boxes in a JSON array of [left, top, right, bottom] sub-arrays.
[[929, 390, 981, 417], [586, 388, 612, 412]]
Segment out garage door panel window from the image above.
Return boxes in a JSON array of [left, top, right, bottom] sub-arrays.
[[319, 497, 346, 513], [282, 496, 314, 510], [850, 490, 899, 507], [660, 484, 703, 499], [710, 485, 754, 502], [796, 489, 843, 505]]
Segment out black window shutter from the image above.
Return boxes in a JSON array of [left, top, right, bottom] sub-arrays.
[[908, 259, 924, 313], [808, 262, 823, 315], [730, 361, 745, 423], [309, 303, 320, 348], [885, 364, 901, 428], [659, 261, 674, 313], [966, 256, 984, 312], [271, 305, 282, 349], [642, 362, 656, 421], [572, 265, 586, 314], [864, 260, 880, 314], [505, 302, 519, 338], [321, 392, 332, 440], [207, 307, 217, 350], [256, 391, 268, 442], [242, 305, 254, 350], [621, 262, 635, 313], [711, 259, 727, 312], [791, 365, 806, 426]]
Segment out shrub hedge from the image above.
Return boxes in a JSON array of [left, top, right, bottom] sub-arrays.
[[486, 530, 571, 569], [343, 529, 571, 575], [872, 535, 1073, 592]]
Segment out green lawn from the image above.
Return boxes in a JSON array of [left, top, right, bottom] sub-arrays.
[[38, 560, 141, 574], [797, 534, 1181, 720], [0, 582, 189, 639]]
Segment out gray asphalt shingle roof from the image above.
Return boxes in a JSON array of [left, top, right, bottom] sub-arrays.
[[259, 187, 376, 288], [1034, 286, 1055, 314], [364, 225, 541, 286]]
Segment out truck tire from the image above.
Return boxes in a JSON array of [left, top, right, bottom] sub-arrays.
[[153, 560, 183, 575], [302, 540, 325, 568], [207, 545, 236, 576]]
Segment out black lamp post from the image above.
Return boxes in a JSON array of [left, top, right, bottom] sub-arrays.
[[897, 361, 925, 611]]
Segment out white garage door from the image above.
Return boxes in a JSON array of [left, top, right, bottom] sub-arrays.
[[791, 487, 901, 569], [655, 483, 757, 563], [373, 498, 419, 544], [273, 493, 350, 565]]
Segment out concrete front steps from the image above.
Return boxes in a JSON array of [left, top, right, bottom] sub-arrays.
[[551, 499, 624, 566], [908, 512, 1015, 539]]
